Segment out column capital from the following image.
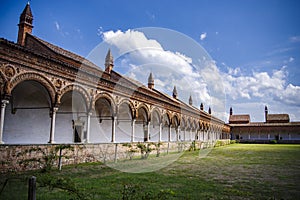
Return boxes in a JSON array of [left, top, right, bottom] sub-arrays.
[[1, 100, 9, 107]]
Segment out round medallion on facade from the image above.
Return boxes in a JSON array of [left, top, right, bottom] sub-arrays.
[[4, 65, 16, 79]]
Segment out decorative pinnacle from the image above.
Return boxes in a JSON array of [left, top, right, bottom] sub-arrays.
[[189, 94, 193, 106], [105, 49, 114, 73], [200, 103, 204, 111], [148, 72, 154, 83], [173, 86, 178, 99], [148, 72, 154, 89]]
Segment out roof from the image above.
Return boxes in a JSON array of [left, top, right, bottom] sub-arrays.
[[21, 3, 33, 18], [229, 114, 250, 124], [229, 121, 300, 127], [267, 114, 289, 123], [27, 34, 99, 69]]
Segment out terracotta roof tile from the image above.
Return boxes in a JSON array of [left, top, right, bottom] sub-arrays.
[[267, 114, 289, 123], [29, 35, 99, 69], [229, 114, 250, 124]]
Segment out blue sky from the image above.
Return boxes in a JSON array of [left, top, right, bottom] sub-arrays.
[[1, 0, 300, 122]]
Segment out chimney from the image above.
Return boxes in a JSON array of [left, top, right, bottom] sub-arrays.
[[265, 106, 268, 122]]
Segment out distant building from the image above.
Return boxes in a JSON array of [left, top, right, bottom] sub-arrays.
[[228, 106, 300, 143]]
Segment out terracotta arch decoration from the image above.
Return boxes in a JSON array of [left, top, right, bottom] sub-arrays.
[[172, 113, 181, 126], [8, 72, 56, 104], [58, 84, 90, 109], [117, 99, 135, 119], [93, 92, 116, 115], [151, 107, 162, 124], [136, 103, 150, 122], [0, 71, 6, 95]]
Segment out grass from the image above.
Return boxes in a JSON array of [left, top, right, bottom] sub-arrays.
[[1, 144, 300, 199]]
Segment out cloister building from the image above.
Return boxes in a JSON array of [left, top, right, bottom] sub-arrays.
[[0, 3, 230, 145], [229, 106, 300, 143]]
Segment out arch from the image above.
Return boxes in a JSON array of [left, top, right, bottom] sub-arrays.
[[171, 115, 179, 128], [118, 99, 135, 119], [136, 106, 149, 123], [117, 101, 133, 120], [162, 111, 172, 125], [4, 80, 52, 144], [9, 72, 56, 104], [136, 103, 150, 122], [151, 108, 161, 125], [93, 92, 116, 115], [172, 113, 181, 126], [161, 112, 171, 141], [116, 100, 133, 142], [59, 84, 90, 109], [186, 117, 192, 130], [0, 71, 7, 96], [150, 107, 162, 120], [55, 89, 88, 143], [180, 117, 186, 130], [200, 121, 205, 130]]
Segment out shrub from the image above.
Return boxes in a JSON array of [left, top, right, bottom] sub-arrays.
[[188, 140, 197, 151], [136, 142, 154, 159], [122, 143, 138, 160], [38, 174, 90, 200], [17, 145, 74, 172], [269, 140, 277, 144]]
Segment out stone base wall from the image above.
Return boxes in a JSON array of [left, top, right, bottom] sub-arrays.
[[0, 140, 229, 173]]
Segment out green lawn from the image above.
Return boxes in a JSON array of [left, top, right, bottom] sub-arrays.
[[1, 144, 300, 199]]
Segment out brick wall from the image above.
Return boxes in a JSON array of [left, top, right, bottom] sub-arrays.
[[0, 141, 226, 173]]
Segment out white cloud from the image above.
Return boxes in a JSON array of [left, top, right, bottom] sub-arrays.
[[200, 32, 207, 41], [98, 29, 300, 122], [54, 21, 60, 31], [100, 29, 226, 119], [223, 66, 300, 107], [146, 11, 155, 21], [289, 36, 300, 43]]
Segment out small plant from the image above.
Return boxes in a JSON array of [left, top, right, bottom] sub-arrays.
[[230, 140, 238, 144], [269, 140, 277, 144], [136, 142, 154, 159], [188, 140, 197, 151], [120, 183, 175, 200], [17, 145, 74, 172], [38, 174, 90, 200], [122, 143, 138, 160], [154, 142, 162, 157]]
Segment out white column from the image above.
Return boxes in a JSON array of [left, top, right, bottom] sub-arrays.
[[147, 121, 150, 141], [177, 126, 180, 141], [183, 128, 186, 141], [0, 100, 9, 144], [49, 107, 58, 144], [189, 129, 192, 141], [111, 116, 116, 143], [159, 123, 162, 142], [288, 133, 291, 140], [86, 112, 92, 143], [131, 119, 135, 142], [168, 125, 171, 142]]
